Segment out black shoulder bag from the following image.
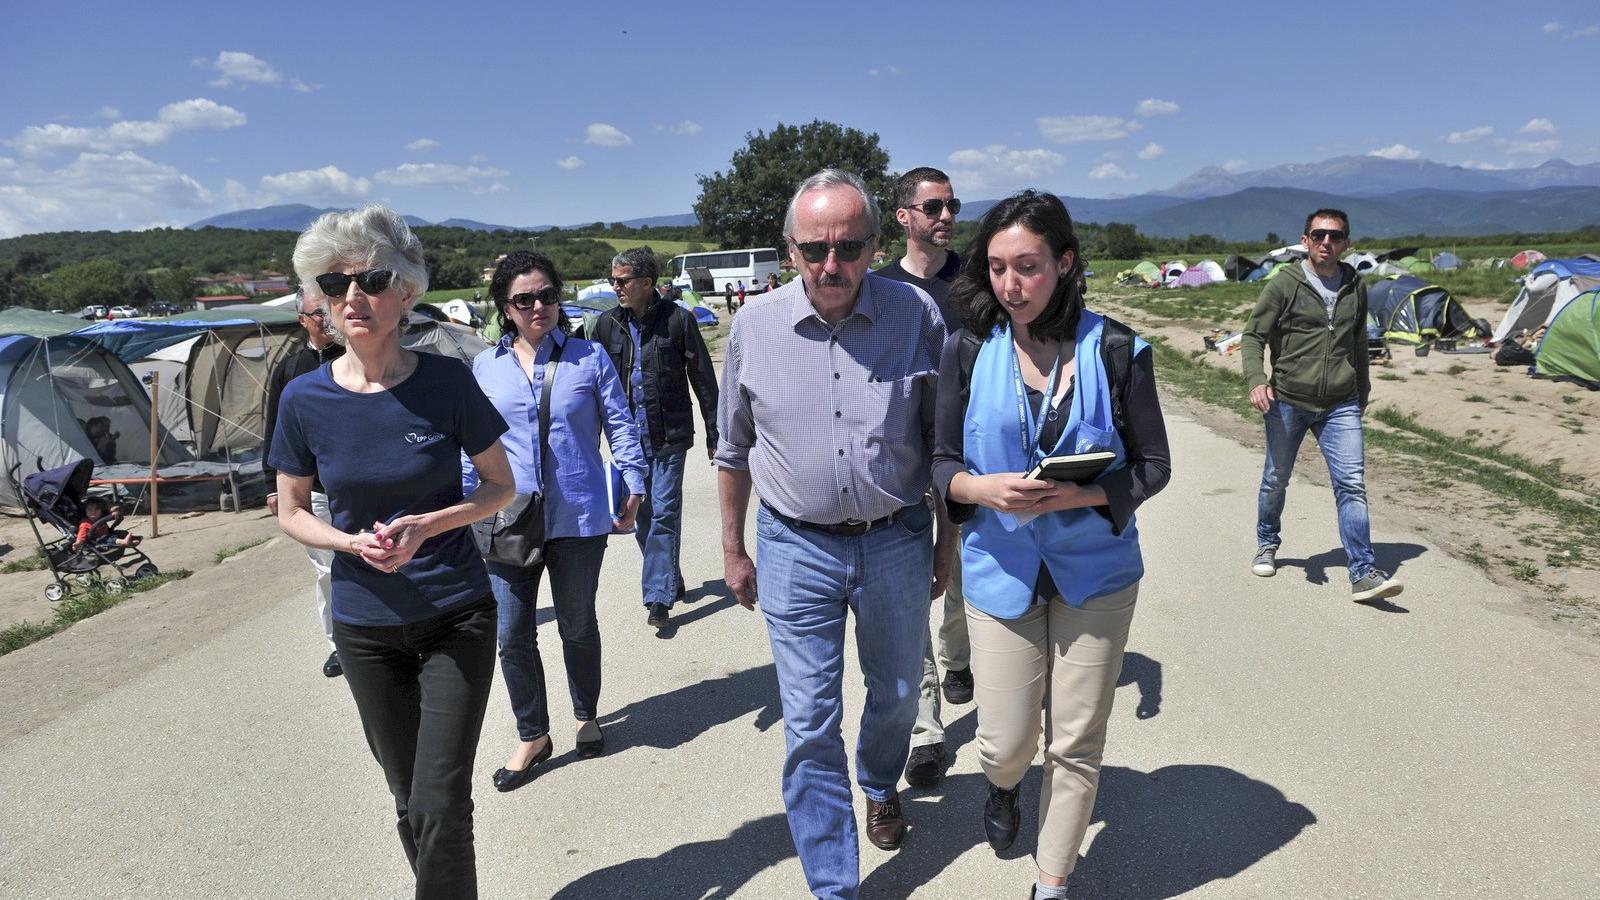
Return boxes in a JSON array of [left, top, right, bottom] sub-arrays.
[[473, 339, 563, 567]]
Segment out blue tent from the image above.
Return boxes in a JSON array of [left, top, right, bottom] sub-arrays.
[[1530, 257, 1600, 280]]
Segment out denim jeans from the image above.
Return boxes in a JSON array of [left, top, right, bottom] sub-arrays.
[[332, 597, 497, 900], [755, 501, 934, 900], [635, 450, 686, 606], [1256, 397, 1376, 581], [488, 535, 608, 741]]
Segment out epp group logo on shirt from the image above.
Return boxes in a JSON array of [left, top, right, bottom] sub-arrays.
[[405, 431, 446, 447]]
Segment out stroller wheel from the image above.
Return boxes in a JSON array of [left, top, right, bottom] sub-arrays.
[[44, 583, 66, 602], [135, 563, 160, 580], [102, 577, 128, 594]]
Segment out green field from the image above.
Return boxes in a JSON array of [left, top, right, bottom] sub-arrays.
[[598, 237, 705, 257]]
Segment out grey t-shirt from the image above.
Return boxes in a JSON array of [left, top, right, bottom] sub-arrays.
[[1301, 259, 1344, 319]]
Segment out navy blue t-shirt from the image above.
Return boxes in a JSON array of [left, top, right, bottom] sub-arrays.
[[269, 352, 508, 626]]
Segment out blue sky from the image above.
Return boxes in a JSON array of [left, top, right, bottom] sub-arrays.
[[3, 0, 1597, 237]]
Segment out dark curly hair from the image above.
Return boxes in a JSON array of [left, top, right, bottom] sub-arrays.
[[952, 190, 1085, 343], [489, 249, 568, 338]]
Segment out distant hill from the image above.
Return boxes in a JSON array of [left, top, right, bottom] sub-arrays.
[[433, 218, 530, 232], [189, 204, 431, 231], [1154, 156, 1600, 198]]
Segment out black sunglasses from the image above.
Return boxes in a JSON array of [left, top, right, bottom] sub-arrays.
[[315, 269, 394, 298], [906, 198, 961, 217], [608, 275, 646, 288], [298, 308, 326, 320], [1307, 229, 1348, 243], [506, 288, 561, 310], [792, 237, 872, 264]]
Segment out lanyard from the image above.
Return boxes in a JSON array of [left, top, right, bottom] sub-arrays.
[[1010, 328, 1064, 461]]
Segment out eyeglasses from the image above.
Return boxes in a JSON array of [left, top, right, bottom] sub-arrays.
[[506, 288, 561, 310], [791, 237, 872, 264], [608, 275, 645, 289], [298, 309, 326, 320], [1307, 229, 1348, 243], [315, 269, 394, 298], [905, 198, 961, 217]]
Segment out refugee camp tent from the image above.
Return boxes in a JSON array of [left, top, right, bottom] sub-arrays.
[[1196, 259, 1226, 282], [1261, 261, 1293, 281], [1367, 276, 1481, 344], [1529, 257, 1600, 280], [676, 300, 718, 326], [1263, 245, 1308, 263], [1396, 256, 1434, 275], [1534, 288, 1600, 388], [0, 334, 193, 509], [1160, 261, 1188, 286], [1374, 247, 1420, 263], [1244, 266, 1270, 282], [0, 308, 81, 338], [1432, 252, 1463, 270], [1493, 272, 1600, 343], [1224, 255, 1261, 281], [1131, 261, 1161, 284], [1344, 252, 1378, 274], [1512, 250, 1547, 269], [401, 317, 485, 365], [1372, 261, 1412, 278], [1172, 267, 1214, 288]]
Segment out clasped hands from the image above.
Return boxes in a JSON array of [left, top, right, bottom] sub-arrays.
[[350, 516, 430, 574]]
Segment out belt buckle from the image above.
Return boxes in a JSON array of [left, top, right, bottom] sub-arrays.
[[837, 518, 870, 536]]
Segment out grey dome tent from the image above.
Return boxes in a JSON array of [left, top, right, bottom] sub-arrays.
[[1493, 272, 1600, 343], [1432, 252, 1463, 271]]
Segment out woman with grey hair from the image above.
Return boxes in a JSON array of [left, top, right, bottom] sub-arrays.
[[269, 204, 515, 899]]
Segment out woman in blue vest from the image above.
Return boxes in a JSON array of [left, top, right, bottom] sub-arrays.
[[932, 191, 1170, 900]]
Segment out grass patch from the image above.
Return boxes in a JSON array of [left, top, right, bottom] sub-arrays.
[[1465, 394, 1489, 403], [1148, 336, 1256, 419], [1376, 372, 1406, 382], [1562, 395, 1580, 405], [0, 568, 193, 657], [1512, 562, 1540, 583], [1445, 364, 1471, 376], [214, 536, 271, 564], [597, 237, 705, 257], [1510, 394, 1529, 402], [0, 551, 47, 573]]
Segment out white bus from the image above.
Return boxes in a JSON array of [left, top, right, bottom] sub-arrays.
[[667, 248, 782, 295]]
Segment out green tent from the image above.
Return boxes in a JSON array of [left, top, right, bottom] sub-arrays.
[[1131, 261, 1160, 283], [1534, 288, 1600, 389], [1399, 256, 1435, 275], [0, 308, 83, 338], [680, 289, 704, 307], [1263, 261, 1293, 281]]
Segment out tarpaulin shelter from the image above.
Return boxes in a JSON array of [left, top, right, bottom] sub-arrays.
[[1493, 272, 1600, 343], [1367, 276, 1481, 344], [1432, 252, 1463, 270], [1534, 288, 1600, 389], [1512, 250, 1547, 269]]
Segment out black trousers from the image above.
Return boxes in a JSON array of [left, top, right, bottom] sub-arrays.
[[332, 596, 497, 900]]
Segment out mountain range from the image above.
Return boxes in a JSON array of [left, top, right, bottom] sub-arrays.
[[187, 156, 1600, 242]]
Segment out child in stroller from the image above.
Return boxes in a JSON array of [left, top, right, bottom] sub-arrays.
[[74, 497, 143, 552], [12, 458, 159, 601]]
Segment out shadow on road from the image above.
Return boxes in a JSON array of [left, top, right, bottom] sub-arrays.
[[1276, 542, 1427, 587], [597, 662, 783, 754], [1118, 651, 1163, 719]]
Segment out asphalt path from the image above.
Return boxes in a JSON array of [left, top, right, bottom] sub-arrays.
[[1, 405, 1596, 899]]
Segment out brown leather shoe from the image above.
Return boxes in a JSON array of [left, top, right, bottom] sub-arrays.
[[864, 793, 906, 850]]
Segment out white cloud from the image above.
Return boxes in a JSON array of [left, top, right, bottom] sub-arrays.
[[0, 151, 214, 238], [1567, 24, 1599, 39], [867, 65, 903, 77], [556, 156, 585, 170], [373, 162, 510, 186], [1543, 21, 1562, 33], [1135, 98, 1179, 117], [259, 165, 370, 201], [203, 50, 282, 87], [98, 107, 121, 121], [1519, 117, 1557, 134], [1089, 162, 1136, 181], [1221, 159, 1249, 174], [1444, 126, 1494, 144], [1462, 160, 1516, 170], [469, 153, 488, 163], [406, 138, 440, 152], [1037, 115, 1141, 144], [584, 123, 632, 147], [945, 144, 1066, 192], [9, 98, 245, 157], [1505, 139, 1561, 155], [1137, 142, 1165, 160], [654, 120, 703, 136], [1368, 143, 1422, 160]]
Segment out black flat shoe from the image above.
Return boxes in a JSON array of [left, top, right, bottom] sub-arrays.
[[492, 739, 553, 793], [575, 724, 605, 759], [984, 781, 1021, 852]]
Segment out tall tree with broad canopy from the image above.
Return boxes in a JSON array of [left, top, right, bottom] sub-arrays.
[[694, 120, 894, 253]]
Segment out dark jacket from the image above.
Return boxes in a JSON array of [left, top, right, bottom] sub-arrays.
[[262, 339, 345, 487], [589, 296, 719, 456], [1241, 261, 1370, 412]]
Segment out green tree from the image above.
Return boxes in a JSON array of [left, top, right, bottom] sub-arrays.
[[126, 271, 157, 306], [1102, 223, 1147, 259], [0, 266, 48, 309], [41, 259, 129, 311], [153, 267, 198, 304], [694, 120, 893, 252]]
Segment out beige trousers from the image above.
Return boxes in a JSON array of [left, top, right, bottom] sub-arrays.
[[966, 581, 1138, 877]]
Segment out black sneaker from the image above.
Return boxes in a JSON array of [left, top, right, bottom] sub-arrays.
[[647, 602, 671, 628], [941, 666, 974, 705], [322, 651, 343, 678], [984, 781, 1021, 852], [904, 742, 945, 787]]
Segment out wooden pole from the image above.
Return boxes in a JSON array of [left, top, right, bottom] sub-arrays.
[[148, 370, 159, 537]]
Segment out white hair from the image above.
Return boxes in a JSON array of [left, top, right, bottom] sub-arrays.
[[291, 204, 429, 310], [782, 168, 880, 240]]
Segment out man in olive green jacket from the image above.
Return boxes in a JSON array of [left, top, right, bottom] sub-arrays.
[[1241, 208, 1403, 602]]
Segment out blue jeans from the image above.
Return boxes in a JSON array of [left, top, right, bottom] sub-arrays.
[[755, 501, 934, 900], [488, 535, 608, 741], [1256, 397, 1376, 581], [635, 451, 686, 606]]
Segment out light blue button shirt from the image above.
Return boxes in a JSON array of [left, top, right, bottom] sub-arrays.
[[463, 331, 646, 539]]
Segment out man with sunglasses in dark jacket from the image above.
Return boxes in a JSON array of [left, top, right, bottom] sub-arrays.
[[1241, 209, 1402, 603], [590, 247, 719, 629], [874, 166, 970, 790]]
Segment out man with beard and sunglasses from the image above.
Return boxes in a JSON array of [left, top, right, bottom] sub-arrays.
[[262, 286, 347, 678], [1241, 208, 1402, 603], [874, 166, 971, 790], [717, 168, 958, 899]]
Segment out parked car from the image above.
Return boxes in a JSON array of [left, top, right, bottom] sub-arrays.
[[148, 302, 183, 316], [78, 305, 109, 320], [109, 305, 142, 318]]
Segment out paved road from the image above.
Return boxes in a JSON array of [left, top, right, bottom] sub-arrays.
[[1, 407, 1596, 899]]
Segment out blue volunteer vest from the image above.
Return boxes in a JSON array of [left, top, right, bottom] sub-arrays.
[[962, 310, 1147, 617]]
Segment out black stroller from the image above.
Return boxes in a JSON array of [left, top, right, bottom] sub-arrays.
[[13, 458, 159, 601]]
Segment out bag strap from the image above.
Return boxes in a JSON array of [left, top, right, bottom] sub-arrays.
[[956, 328, 983, 409], [1098, 315, 1134, 435], [536, 337, 564, 491]]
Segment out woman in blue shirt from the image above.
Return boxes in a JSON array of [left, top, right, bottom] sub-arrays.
[[933, 192, 1170, 900], [271, 205, 515, 900], [465, 250, 646, 792]]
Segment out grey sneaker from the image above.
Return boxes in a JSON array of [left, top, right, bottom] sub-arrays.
[[1251, 546, 1278, 577], [1352, 570, 1404, 602]]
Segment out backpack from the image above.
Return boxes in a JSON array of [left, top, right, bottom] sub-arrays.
[[957, 315, 1137, 437]]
